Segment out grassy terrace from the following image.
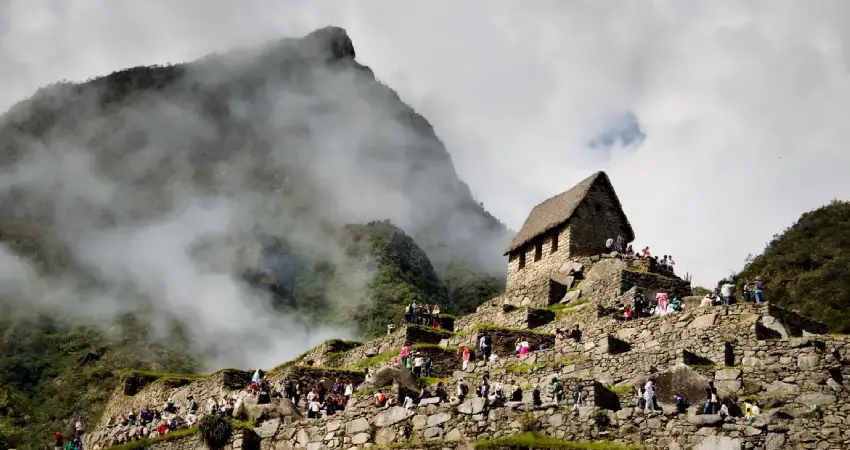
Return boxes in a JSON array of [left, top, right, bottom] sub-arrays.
[[504, 359, 581, 373], [355, 343, 458, 369], [119, 370, 207, 381], [548, 299, 590, 318], [271, 339, 364, 372], [455, 324, 554, 337], [377, 433, 641, 450], [104, 427, 198, 450]]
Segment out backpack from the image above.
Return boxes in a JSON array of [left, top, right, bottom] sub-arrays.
[[483, 336, 492, 347]]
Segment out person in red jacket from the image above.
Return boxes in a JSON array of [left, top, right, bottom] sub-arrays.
[[54, 432, 64, 450]]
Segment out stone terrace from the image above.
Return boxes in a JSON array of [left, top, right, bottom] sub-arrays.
[[89, 256, 850, 450]]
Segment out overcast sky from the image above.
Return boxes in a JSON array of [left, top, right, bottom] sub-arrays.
[[2, 0, 849, 287]]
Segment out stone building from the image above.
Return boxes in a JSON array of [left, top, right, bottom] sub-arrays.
[[503, 171, 634, 303]]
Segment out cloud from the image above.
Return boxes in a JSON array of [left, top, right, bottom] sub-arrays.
[[1, 2, 849, 297]]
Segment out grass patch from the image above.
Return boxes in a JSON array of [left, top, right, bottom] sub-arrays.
[[407, 324, 455, 337], [456, 324, 553, 338], [687, 364, 744, 371], [440, 314, 458, 320], [355, 350, 399, 368], [505, 360, 579, 373], [737, 392, 788, 401], [120, 370, 206, 381], [411, 343, 457, 352], [270, 339, 363, 373], [293, 365, 364, 374], [376, 439, 456, 449], [105, 427, 198, 450], [474, 432, 642, 450], [548, 299, 590, 318], [605, 384, 635, 396], [421, 376, 452, 384]]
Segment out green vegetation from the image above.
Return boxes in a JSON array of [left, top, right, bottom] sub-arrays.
[[0, 315, 198, 449], [691, 286, 712, 296], [730, 200, 850, 333], [456, 324, 553, 337], [198, 414, 233, 449], [0, 28, 511, 447], [548, 299, 590, 318], [474, 432, 642, 450], [505, 360, 579, 373], [104, 427, 198, 450], [605, 384, 635, 396], [355, 350, 399, 368]]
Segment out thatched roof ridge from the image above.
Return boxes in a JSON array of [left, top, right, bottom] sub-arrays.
[[503, 171, 634, 255]]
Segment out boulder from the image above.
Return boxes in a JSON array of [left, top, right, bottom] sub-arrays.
[[694, 436, 742, 450], [687, 414, 724, 427], [457, 397, 486, 415], [372, 406, 414, 427]]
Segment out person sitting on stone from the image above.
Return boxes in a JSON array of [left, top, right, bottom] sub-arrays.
[[488, 352, 499, 363], [325, 395, 338, 416], [455, 381, 469, 403], [490, 383, 505, 402], [373, 390, 387, 407], [402, 395, 415, 409], [671, 296, 684, 312], [626, 243, 633, 254], [435, 382, 447, 401], [605, 236, 614, 250], [385, 395, 398, 408], [510, 385, 523, 402], [257, 381, 271, 405], [570, 325, 582, 341], [674, 393, 688, 414], [555, 328, 566, 343], [700, 294, 713, 308]]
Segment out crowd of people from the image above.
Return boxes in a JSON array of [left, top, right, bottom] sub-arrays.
[[52, 418, 85, 450], [616, 289, 685, 322], [604, 237, 675, 274]]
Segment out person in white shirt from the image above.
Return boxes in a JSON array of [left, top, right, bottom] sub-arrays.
[[605, 237, 614, 250], [402, 396, 414, 409], [344, 382, 353, 399], [721, 283, 734, 306], [413, 355, 425, 377], [488, 353, 499, 363]]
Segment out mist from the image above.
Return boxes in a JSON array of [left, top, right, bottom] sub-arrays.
[[0, 27, 508, 370]]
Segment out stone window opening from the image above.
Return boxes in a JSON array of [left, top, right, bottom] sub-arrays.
[[519, 251, 526, 270], [551, 231, 559, 253], [534, 240, 542, 261]]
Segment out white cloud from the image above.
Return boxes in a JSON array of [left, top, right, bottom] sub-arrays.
[[2, 0, 849, 288]]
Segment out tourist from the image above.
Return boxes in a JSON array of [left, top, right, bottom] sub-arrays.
[[460, 346, 471, 371], [373, 390, 387, 407], [400, 343, 411, 368], [671, 296, 684, 312], [635, 387, 646, 409], [743, 283, 752, 303], [642, 247, 651, 258], [435, 382, 447, 401], [387, 322, 395, 335], [54, 432, 64, 450], [674, 393, 688, 414], [75, 417, 85, 439], [700, 294, 713, 308], [413, 353, 424, 377], [532, 384, 542, 407], [479, 333, 492, 362], [344, 380, 353, 401], [402, 395, 415, 409], [721, 282, 734, 307], [431, 304, 441, 328], [510, 385, 523, 402], [644, 381, 656, 411], [616, 235, 625, 252], [456, 381, 469, 403], [551, 377, 563, 405], [571, 386, 581, 411], [753, 278, 765, 304], [703, 387, 717, 414], [605, 236, 614, 250], [424, 355, 432, 377]]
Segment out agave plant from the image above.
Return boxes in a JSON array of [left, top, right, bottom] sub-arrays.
[[198, 414, 233, 449]]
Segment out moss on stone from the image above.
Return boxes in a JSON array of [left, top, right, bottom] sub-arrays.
[[504, 359, 579, 373], [104, 427, 198, 450], [354, 350, 398, 368], [474, 432, 642, 449]]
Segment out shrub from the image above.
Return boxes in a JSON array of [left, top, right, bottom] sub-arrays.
[[198, 414, 233, 449], [520, 412, 539, 433], [591, 410, 611, 428]]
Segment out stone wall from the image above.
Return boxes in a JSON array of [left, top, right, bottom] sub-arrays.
[[454, 306, 555, 332], [567, 179, 632, 257], [504, 226, 571, 306], [764, 304, 828, 336], [449, 327, 555, 361], [296, 340, 363, 368], [620, 270, 692, 302], [125, 428, 259, 450]]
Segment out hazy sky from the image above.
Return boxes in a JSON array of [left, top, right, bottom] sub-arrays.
[[2, 0, 850, 287]]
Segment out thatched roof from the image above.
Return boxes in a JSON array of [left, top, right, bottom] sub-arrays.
[[504, 171, 634, 254]]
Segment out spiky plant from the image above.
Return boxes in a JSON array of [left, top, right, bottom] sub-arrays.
[[198, 414, 233, 449]]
